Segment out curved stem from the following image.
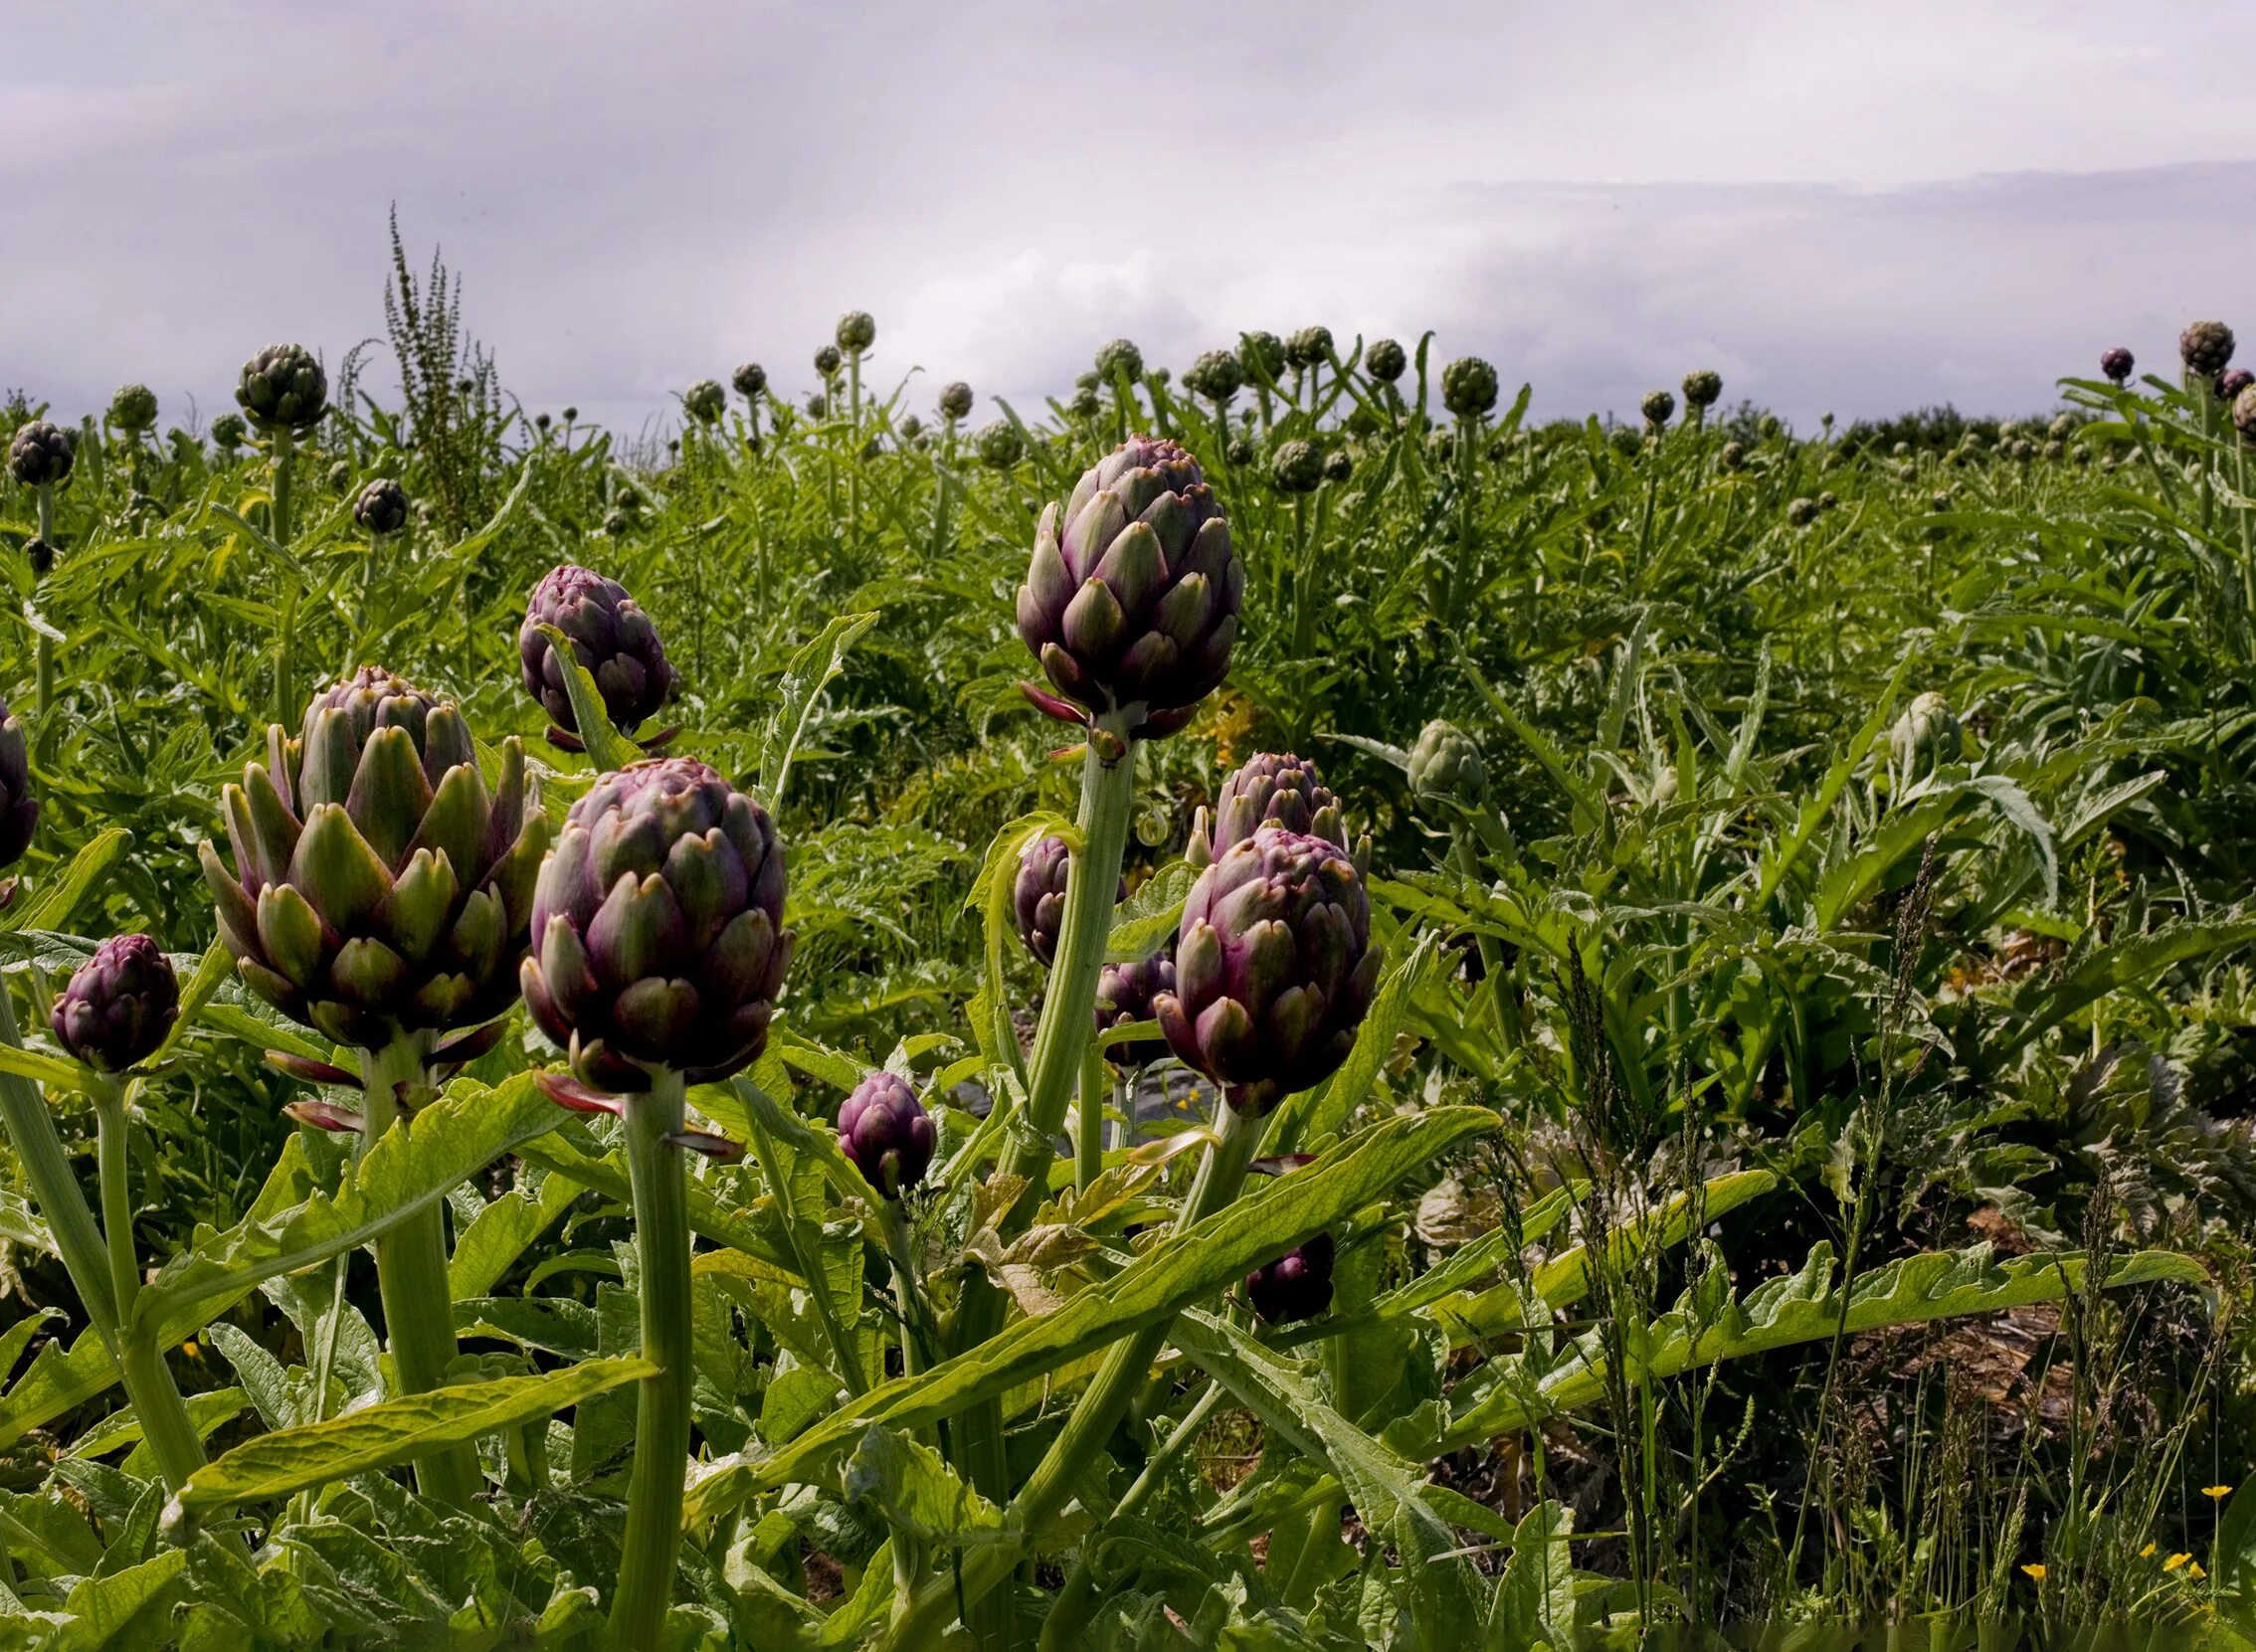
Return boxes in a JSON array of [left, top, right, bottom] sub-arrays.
[[608, 1069, 691, 1651], [359, 1035, 479, 1508]]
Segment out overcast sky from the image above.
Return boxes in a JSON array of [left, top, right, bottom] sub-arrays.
[[5, 3, 2252, 436]]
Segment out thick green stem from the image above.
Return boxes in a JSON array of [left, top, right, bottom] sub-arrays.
[[93, 1084, 138, 1330], [359, 1035, 479, 1508], [33, 486, 55, 720], [0, 991, 204, 1493], [609, 1070, 692, 1651], [1075, 1045, 1104, 1193], [271, 430, 295, 548], [892, 1104, 1258, 1648]]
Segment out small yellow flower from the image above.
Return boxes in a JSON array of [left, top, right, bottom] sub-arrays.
[[2165, 1553, 2192, 1572], [2190, 1561, 2207, 1580], [2141, 1543, 2157, 1558], [181, 1340, 198, 1358], [2021, 1564, 2046, 1581], [2204, 1485, 2234, 1500]]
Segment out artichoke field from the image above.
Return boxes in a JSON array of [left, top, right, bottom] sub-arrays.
[[0, 309, 2249, 1649]]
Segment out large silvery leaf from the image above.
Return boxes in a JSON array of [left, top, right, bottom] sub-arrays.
[[1435, 1242, 2203, 1451], [174, 1356, 654, 1517], [134, 1071, 560, 1340], [687, 1105, 1497, 1518]]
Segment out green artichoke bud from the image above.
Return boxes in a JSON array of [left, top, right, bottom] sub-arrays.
[[1076, 370, 1101, 393], [326, 459, 352, 494], [1191, 751, 1351, 870], [1185, 349, 1244, 403], [1786, 497, 1817, 526], [0, 699, 37, 872], [1016, 436, 1241, 738], [2235, 385, 2256, 445], [939, 381, 975, 420], [52, 934, 177, 1074], [107, 383, 158, 435], [836, 310, 877, 353], [837, 1072, 933, 1198], [2041, 440, 2064, 461], [1069, 388, 1102, 420], [1096, 338, 1145, 383], [353, 477, 409, 536], [1719, 441, 1747, 471], [602, 507, 632, 537], [1681, 369, 1723, 409], [1640, 389, 1675, 428], [1155, 828, 1381, 1115], [2180, 320, 2234, 380], [1364, 338, 1407, 383], [201, 666, 549, 1050], [1238, 331, 1286, 384], [1408, 720, 1486, 808], [1441, 357, 1499, 419], [1224, 437, 1255, 468], [1269, 439, 1322, 494], [683, 379, 726, 425], [209, 413, 247, 453], [732, 363, 767, 399], [899, 414, 923, 442], [1285, 326, 1333, 370], [521, 757, 791, 1091], [1425, 430, 1455, 462], [9, 420, 75, 486], [235, 343, 328, 434], [1891, 691, 1962, 773], [1322, 448, 1352, 484], [1818, 489, 1840, 511], [977, 420, 1024, 468], [814, 344, 842, 377]]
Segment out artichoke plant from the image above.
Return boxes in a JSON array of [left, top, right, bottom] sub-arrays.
[[1185, 349, 1243, 405], [1441, 356, 1499, 419], [1408, 720, 1487, 808], [2181, 321, 2235, 381], [837, 1071, 935, 1198], [1285, 325, 1333, 370], [521, 757, 791, 1093], [683, 379, 726, 425], [1365, 337, 1407, 383], [518, 563, 677, 744], [814, 344, 842, 378], [2101, 346, 2134, 384], [52, 935, 177, 1074], [8, 420, 74, 487], [353, 477, 409, 537], [2233, 385, 2256, 445], [2222, 368, 2255, 404], [1891, 691, 1963, 774], [1682, 368, 1723, 409], [1190, 751, 1346, 871], [1095, 337, 1145, 383], [939, 380, 975, 421], [1155, 827, 1381, 1114], [837, 310, 877, 353], [1015, 436, 1241, 740], [976, 419, 1023, 469], [0, 701, 37, 885], [732, 362, 767, 399], [107, 383, 158, 435], [1238, 330, 1286, 386], [1246, 1230, 1335, 1323], [235, 343, 328, 434], [1013, 833, 1125, 967], [1094, 950, 1176, 1069], [1269, 439, 1321, 494], [1641, 389, 1676, 428], [209, 413, 247, 453]]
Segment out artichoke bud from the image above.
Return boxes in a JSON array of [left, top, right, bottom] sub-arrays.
[[2180, 320, 2235, 381], [1364, 338, 1408, 383], [8, 420, 75, 487], [519, 564, 677, 738], [1095, 950, 1177, 1068], [939, 381, 974, 420], [1441, 357, 1499, 420], [1641, 389, 1675, 428], [1202, 753, 1351, 863], [1681, 369, 1723, 409], [235, 343, 328, 435], [0, 702, 35, 877], [837, 1072, 934, 1199], [107, 384, 158, 435], [53, 934, 178, 1073], [732, 363, 767, 398], [1408, 720, 1487, 810], [836, 310, 877, 352], [1153, 828, 1380, 1115], [814, 344, 842, 377], [1011, 833, 1126, 968], [1890, 691, 1963, 774], [2100, 347, 2134, 384], [1246, 1229, 1335, 1323], [683, 379, 726, 424], [353, 477, 409, 536]]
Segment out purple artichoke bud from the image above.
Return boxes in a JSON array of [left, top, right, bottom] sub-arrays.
[[683, 379, 726, 425], [353, 477, 409, 536], [236, 343, 328, 435], [837, 310, 877, 353], [1196, 752, 1347, 867], [977, 420, 1023, 469], [1016, 436, 1242, 739], [0, 700, 37, 870], [9, 421, 75, 487], [1365, 338, 1407, 383], [1681, 369, 1723, 409], [2181, 321, 2235, 380], [1269, 439, 1322, 494], [732, 362, 767, 399], [1285, 326, 1334, 371], [1641, 389, 1675, 428], [107, 384, 158, 436], [939, 381, 975, 421], [1441, 357, 1499, 420], [1245, 1230, 1334, 1323], [521, 758, 791, 1092], [814, 344, 843, 378], [1238, 331, 1287, 384], [2221, 368, 2255, 403], [518, 563, 677, 738], [200, 666, 549, 1050], [2234, 385, 2256, 446], [837, 1071, 935, 1198], [1011, 833, 1127, 968], [1094, 949, 1177, 1068], [1154, 828, 1381, 1115], [1096, 338, 1145, 383], [52, 934, 178, 1073], [2100, 346, 2134, 384], [1186, 350, 1244, 404]]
